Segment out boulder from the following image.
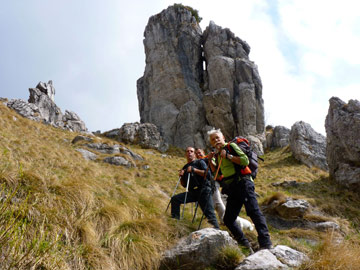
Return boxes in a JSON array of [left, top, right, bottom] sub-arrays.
[[265, 126, 290, 149], [159, 228, 237, 270], [276, 198, 310, 219], [270, 245, 309, 268], [103, 156, 132, 167], [71, 135, 94, 144], [235, 249, 287, 270], [63, 110, 87, 132], [289, 121, 328, 171], [85, 143, 121, 154], [236, 245, 308, 270], [263, 197, 340, 231], [325, 97, 360, 190], [76, 149, 97, 161]]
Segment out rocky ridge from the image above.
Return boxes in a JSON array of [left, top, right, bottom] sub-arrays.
[[5, 81, 88, 133]]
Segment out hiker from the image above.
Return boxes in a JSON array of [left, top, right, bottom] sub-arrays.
[[207, 129, 272, 250], [195, 148, 254, 232], [170, 147, 219, 229]]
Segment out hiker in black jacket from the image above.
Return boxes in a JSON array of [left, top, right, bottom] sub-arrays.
[[170, 147, 219, 229]]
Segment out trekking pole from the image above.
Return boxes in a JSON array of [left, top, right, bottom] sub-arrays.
[[192, 202, 199, 223], [198, 157, 223, 230], [165, 176, 182, 213], [181, 172, 191, 219]]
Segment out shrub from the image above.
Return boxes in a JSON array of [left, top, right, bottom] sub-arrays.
[[173, 3, 202, 23]]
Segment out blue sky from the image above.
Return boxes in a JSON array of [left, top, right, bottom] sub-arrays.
[[1, 0, 359, 135]]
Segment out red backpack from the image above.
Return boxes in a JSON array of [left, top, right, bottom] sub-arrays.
[[226, 136, 263, 179]]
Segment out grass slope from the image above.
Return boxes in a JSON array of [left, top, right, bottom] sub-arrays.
[[1, 102, 360, 270]]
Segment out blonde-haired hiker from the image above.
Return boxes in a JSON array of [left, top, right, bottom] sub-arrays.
[[195, 148, 254, 231], [208, 129, 272, 252]]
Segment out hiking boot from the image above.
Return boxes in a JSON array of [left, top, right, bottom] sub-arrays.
[[259, 244, 273, 250], [236, 239, 254, 254]]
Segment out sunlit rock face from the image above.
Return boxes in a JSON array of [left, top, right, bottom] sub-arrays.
[[326, 97, 360, 190], [137, 6, 265, 151]]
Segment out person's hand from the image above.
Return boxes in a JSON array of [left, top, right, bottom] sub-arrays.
[[207, 152, 215, 159], [220, 149, 227, 159], [179, 169, 185, 176], [187, 166, 192, 173]]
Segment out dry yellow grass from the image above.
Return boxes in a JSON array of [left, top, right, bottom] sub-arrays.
[[2, 102, 360, 270], [300, 233, 360, 270], [0, 103, 189, 269]]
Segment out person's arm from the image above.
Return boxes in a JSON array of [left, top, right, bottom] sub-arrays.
[[187, 161, 206, 177], [220, 143, 249, 166]]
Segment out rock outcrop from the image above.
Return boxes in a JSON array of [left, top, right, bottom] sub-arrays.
[[325, 97, 360, 190], [102, 122, 168, 152], [203, 21, 264, 142], [289, 121, 328, 171], [265, 125, 290, 149], [137, 6, 265, 151], [7, 81, 88, 133]]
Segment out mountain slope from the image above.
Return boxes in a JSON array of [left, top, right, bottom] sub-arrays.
[[1, 102, 360, 270]]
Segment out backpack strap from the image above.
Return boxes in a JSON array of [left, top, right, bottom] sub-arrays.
[[226, 143, 252, 176]]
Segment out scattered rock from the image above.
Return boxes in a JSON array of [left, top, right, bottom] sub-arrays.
[[142, 165, 150, 170], [63, 110, 87, 132], [271, 245, 309, 268], [275, 198, 310, 219], [102, 122, 168, 152], [325, 97, 360, 190], [103, 156, 132, 167], [313, 221, 340, 232], [235, 249, 287, 270], [236, 245, 308, 270], [76, 149, 97, 161], [263, 197, 340, 232], [85, 143, 120, 154], [272, 180, 301, 188], [290, 121, 328, 171], [72, 135, 94, 144]]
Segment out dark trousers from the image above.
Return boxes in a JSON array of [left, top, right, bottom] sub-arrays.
[[171, 186, 219, 228], [223, 176, 272, 248]]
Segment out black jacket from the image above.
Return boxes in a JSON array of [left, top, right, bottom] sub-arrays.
[[181, 159, 210, 191]]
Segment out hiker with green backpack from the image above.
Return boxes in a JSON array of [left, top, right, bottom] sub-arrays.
[[170, 146, 220, 229], [207, 129, 272, 252]]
